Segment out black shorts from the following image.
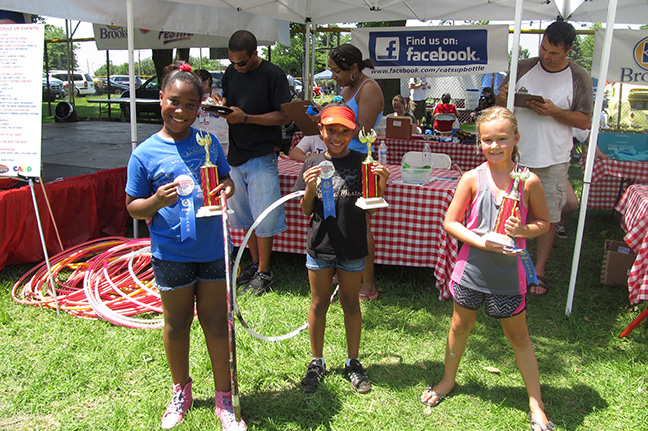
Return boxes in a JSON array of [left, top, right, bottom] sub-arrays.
[[453, 282, 526, 319]]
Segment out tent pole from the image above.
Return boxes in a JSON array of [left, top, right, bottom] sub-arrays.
[[566, 0, 618, 316], [126, 0, 138, 238], [304, 19, 312, 101], [505, 0, 523, 111]]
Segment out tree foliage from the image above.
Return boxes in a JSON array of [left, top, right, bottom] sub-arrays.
[[44, 24, 78, 71]]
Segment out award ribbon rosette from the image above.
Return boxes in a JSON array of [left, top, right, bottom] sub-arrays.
[[355, 128, 388, 210], [483, 165, 530, 248], [195, 131, 223, 218], [176, 174, 197, 241], [318, 160, 336, 218]]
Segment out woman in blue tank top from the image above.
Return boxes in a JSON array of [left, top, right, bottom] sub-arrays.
[[329, 44, 384, 154], [328, 44, 385, 301]]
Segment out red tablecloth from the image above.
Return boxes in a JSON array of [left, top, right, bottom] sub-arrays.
[[290, 132, 484, 172], [230, 155, 460, 299], [0, 168, 129, 270], [584, 158, 648, 209], [615, 184, 648, 304]]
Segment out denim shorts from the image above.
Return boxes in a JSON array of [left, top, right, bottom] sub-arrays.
[[151, 257, 226, 292], [452, 282, 526, 319], [228, 152, 287, 237], [305, 254, 365, 273]]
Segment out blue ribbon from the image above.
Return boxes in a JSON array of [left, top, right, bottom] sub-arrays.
[[179, 197, 196, 241], [320, 177, 336, 219], [510, 248, 538, 286]]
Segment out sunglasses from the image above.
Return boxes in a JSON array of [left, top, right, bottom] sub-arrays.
[[331, 51, 348, 64], [231, 57, 251, 68]]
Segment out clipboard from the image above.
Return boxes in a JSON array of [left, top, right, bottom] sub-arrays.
[[281, 100, 320, 136], [514, 93, 545, 108]]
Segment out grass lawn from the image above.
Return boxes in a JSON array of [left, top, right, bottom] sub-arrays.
[[3, 127, 647, 429]]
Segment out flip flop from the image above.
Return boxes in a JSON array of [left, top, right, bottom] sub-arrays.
[[420, 386, 453, 407], [528, 412, 555, 430], [529, 275, 549, 296], [359, 288, 378, 302]]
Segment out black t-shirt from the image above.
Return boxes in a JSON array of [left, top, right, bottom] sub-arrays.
[[222, 60, 291, 166], [293, 151, 368, 261]]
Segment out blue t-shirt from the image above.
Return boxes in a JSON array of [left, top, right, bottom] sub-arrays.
[[126, 128, 231, 262]]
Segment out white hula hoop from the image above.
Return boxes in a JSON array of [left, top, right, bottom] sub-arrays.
[[232, 190, 327, 342]]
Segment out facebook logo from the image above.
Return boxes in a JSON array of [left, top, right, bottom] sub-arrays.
[[375, 37, 399, 61]]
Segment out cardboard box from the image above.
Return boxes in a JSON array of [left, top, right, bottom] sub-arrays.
[[386, 116, 412, 140], [600, 240, 636, 285]]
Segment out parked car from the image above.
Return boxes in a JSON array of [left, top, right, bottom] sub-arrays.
[[209, 71, 223, 94], [120, 75, 161, 118], [95, 78, 129, 95], [49, 70, 95, 97], [607, 83, 648, 131], [42, 72, 66, 102], [111, 75, 142, 88]]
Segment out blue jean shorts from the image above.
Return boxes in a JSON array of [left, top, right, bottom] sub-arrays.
[[228, 152, 287, 237], [452, 282, 526, 319], [151, 257, 226, 292], [305, 254, 365, 273]]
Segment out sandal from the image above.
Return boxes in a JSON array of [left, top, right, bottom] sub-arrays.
[[529, 275, 549, 296], [528, 412, 555, 430], [359, 288, 378, 302], [420, 386, 453, 407]]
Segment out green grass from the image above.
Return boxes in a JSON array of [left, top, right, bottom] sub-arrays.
[[1, 167, 647, 430]]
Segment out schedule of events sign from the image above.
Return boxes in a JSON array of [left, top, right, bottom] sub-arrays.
[[0, 24, 43, 179], [352, 25, 508, 79]]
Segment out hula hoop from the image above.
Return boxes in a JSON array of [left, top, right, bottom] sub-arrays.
[[231, 190, 339, 342]]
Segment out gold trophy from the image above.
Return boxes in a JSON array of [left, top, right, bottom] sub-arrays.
[[195, 131, 223, 218], [355, 128, 388, 210], [482, 166, 530, 247]]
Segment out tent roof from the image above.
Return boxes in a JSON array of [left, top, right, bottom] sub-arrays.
[[0, 0, 290, 45]]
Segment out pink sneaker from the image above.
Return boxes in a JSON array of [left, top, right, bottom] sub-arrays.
[[215, 391, 247, 431], [160, 379, 193, 430]]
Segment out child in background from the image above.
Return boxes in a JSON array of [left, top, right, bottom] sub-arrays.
[[125, 62, 245, 431], [288, 134, 328, 162], [432, 93, 459, 133], [293, 103, 389, 394], [420, 106, 554, 431]]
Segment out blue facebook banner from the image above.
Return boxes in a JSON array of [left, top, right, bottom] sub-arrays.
[[369, 29, 488, 67]]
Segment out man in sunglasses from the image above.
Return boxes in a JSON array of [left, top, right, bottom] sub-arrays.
[[221, 30, 292, 295]]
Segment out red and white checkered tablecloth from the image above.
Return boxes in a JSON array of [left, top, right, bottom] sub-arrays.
[[230, 155, 460, 299], [615, 184, 648, 304], [290, 132, 484, 172], [584, 158, 648, 209]]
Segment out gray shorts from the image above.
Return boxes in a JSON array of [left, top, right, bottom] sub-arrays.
[[530, 162, 569, 224]]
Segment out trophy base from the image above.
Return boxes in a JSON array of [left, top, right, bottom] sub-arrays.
[[483, 232, 515, 248], [196, 206, 234, 218], [355, 197, 389, 210]]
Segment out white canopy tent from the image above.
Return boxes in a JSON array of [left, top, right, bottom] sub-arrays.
[[0, 0, 640, 314]]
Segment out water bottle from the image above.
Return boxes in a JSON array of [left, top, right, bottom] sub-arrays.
[[422, 141, 432, 167], [452, 119, 461, 143], [378, 140, 388, 165]]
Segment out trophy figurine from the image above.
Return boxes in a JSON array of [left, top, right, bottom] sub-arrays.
[[482, 165, 531, 247], [195, 131, 223, 218], [355, 128, 388, 210]]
